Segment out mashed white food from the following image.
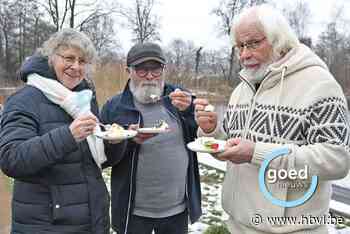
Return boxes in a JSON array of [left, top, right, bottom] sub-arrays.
[[204, 104, 215, 112]]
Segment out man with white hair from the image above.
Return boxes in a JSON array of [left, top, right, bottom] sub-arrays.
[[194, 4, 350, 234]]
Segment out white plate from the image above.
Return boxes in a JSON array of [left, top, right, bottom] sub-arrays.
[[187, 139, 226, 153], [94, 130, 137, 141], [137, 128, 170, 134]]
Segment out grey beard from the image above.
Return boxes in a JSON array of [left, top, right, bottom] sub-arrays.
[[243, 63, 270, 84], [129, 79, 164, 104], [242, 53, 279, 84]]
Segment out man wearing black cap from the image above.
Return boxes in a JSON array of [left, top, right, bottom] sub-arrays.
[[100, 42, 202, 234]]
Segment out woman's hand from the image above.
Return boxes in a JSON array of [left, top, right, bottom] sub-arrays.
[[69, 114, 98, 142]]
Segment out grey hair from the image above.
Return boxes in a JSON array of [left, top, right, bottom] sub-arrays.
[[37, 28, 96, 62], [231, 4, 299, 58]]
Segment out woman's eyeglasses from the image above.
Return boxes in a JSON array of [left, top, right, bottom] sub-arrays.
[[56, 53, 87, 66]]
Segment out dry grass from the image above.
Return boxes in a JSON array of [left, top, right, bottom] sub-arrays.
[[93, 63, 129, 106], [1, 62, 234, 107], [93, 62, 234, 106]]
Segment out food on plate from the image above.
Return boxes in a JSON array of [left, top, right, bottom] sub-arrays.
[[153, 120, 169, 130], [196, 137, 220, 150], [106, 123, 124, 137], [204, 104, 215, 112]]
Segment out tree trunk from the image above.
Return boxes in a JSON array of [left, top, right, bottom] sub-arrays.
[[4, 30, 10, 73], [195, 46, 203, 75], [228, 46, 235, 82], [18, 13, 23, 65], [53, 0, 59, 31], [0, 31, 3, 61], [69, 0, 76, 28], [34, 17, 39, 49]]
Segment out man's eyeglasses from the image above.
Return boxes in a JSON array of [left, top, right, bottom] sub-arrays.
[[56, 53, 88, 66], [234, 37, 266, 54], [132, 65, 164, 78]]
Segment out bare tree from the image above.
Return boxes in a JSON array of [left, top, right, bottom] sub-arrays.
[[284, 1, 311, 39], [31, 12, 56, 50], [80, 14, 120, 54], [38, 0, 117, 31], [211, 0, 266, 85], [76, 1, 118, 30], [201, 47, 230, 77], [0, 0, 17, 74], [195, 46, 203, 75], [0, 0, 55, 83], [39, 0, 68, 31], [118, 0, 160, 43], [315, 4, 350, 93], [15, 0, 41, 64], [248, 0, 266, 6], [168, 39, 186, 69]]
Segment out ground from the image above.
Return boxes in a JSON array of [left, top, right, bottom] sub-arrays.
[[0, 166, 349, 234], [0, 172, 11, 234]]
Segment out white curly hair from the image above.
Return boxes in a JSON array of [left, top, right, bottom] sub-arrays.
[[37, 28, 96, 63], [231, 4, 299, 58]]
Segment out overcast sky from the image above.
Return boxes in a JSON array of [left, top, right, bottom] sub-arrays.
[[115, 0, 350, 53]]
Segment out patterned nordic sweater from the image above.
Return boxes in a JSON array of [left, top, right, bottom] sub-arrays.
[[199, 44, 350, 234]]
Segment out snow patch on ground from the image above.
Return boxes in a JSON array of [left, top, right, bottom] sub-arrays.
[[103, 161, 350, 234]]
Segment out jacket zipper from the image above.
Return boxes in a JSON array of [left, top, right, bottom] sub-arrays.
[[124, 115, 141, 234], [124, 149, 136, 234], [168, 105, 192, 219], [179, 111, 191, 217], [239, 71, 272, 138], [243, 97, 255, 139], [185, 177, 191, 216]]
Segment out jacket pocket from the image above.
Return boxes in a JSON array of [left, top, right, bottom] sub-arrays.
[[49, 185, 90, 225], [221, 163, 237, 216], [50, 185, 63, 224], [233, 163, 287, 228]]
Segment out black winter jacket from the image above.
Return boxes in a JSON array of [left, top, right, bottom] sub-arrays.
[[0, 56, 110, 234]]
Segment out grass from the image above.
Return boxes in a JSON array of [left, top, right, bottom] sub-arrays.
[[203, 224, 230, 234], [1, 173, 13, 193], [92, 61, 234, 106], [6, 176, 13, 192], [200, 165, 224, 185], [335, 217, 350, 229], [93, 63, 129, 106]]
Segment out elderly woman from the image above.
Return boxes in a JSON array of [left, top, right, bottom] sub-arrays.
[[0, 28, 110, 234]]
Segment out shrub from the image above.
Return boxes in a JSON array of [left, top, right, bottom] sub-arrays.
[[204, 224, 230, 234]]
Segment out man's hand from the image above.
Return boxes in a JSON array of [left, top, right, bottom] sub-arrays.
[[169, 88, 192, 111], [193, 98, 218, 133], [129, 124, 158, 144], [69, 114, 98, 142], [216, 138, 255, 164]]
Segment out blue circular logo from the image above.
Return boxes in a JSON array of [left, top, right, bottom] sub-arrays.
[[258, 147, 318, 207]]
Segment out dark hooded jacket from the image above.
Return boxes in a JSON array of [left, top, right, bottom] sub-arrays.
[[0, 56, 110, 234]]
